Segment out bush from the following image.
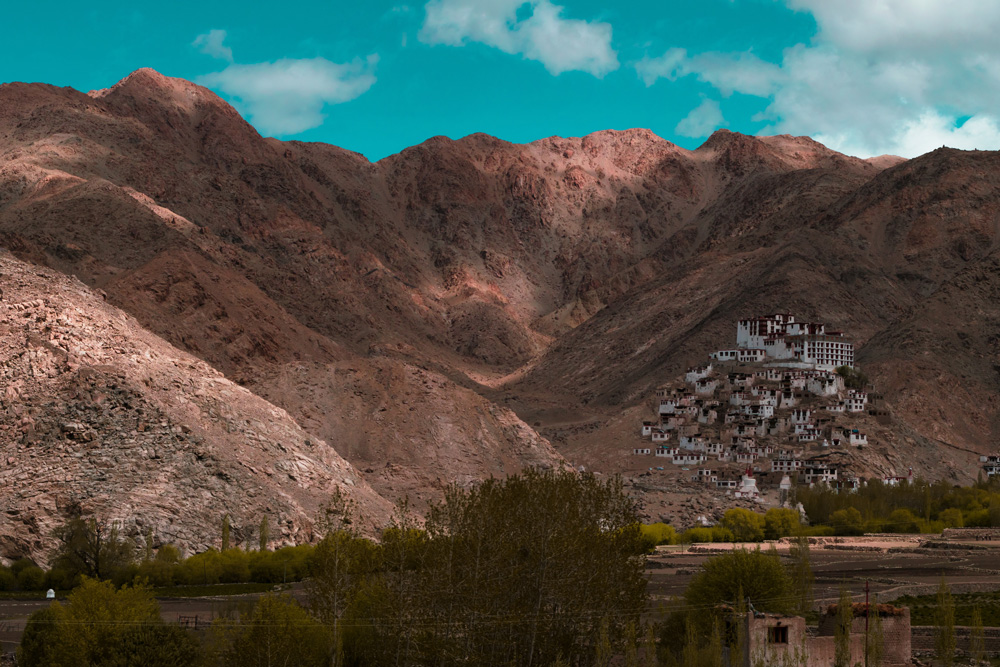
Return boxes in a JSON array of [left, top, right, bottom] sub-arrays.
[[764, 508, 801, 540], [887, 508, 921, 533], [16, 565, 46, 591], [0, 566, 16, 591], [830, 508, 864, 536], [640, 523, 678, 551], [684, 548, 794, 616], [939, 508, 964, 528], [16, 578, 193, 667], [721, 508, 766, 542], [213, 594, 332, 667]]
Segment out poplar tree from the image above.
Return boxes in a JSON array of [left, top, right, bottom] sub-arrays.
[[788, 536, 814, 615], [970, 606, 985, 666], [934, 579, 956, 667], [866, 595, 884, 667], [834, 586, 852, 667], [644, 624, 659, 667], [221, 514, 230, 551], [258, 516, 269, 552]]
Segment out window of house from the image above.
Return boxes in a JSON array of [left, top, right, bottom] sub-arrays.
[[767, 626, 789, 644]]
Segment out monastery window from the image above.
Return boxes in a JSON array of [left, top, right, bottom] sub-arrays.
[[767, 626, 789, 644]]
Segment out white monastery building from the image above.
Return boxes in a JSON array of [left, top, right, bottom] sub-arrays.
[[713, 313, 855, 371]]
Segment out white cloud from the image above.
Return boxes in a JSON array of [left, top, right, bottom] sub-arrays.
[[786, 0, 1000, 54], [420, 0, 618, 76], [635, 48, 685, 86], [193, 29, 233, 63], [638, 1, 1000, 157], [198, 56, 378, 135], [675, 99, 726, 138]]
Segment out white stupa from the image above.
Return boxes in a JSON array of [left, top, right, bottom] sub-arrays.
[[734, 465, 760, 500]]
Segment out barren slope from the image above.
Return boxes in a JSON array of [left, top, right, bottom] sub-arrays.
[[0, 252, 391, 561]]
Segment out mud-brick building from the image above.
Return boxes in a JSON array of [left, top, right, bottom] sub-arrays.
[[743, 604, 910, 667]]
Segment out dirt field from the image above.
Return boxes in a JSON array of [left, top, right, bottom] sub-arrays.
[[646, 535, 1000, 609]]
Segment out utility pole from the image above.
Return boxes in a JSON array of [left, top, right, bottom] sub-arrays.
[[864, 579, 870, 667]]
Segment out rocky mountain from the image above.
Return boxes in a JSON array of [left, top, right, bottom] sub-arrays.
[[2, 68, 999, 559]]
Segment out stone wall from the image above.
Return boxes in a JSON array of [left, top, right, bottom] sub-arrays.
[[911, 626, 1000, 656]]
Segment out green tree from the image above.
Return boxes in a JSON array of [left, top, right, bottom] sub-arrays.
[[834, 586, 852, 667], [788, 536, 814, 615], [764, 508, 801, 540], [640, 523, 678, 551], [52, 514, 136, 581], [938, 508, 964, 528], [970, 606, 985, 666], [706, 619, 724, 667], [17, 578, 196, 667], [623, 621, 639, 667], [866, 595, 884, 667], [259, 515, 269, 551], [222, 514, 231, 551], [596, 616, 613, 667], [644, 624, 659, 667], [934, 578, 955, 667], [680, 617, 698, 667], [887, 508, 920, 533], [684, 548, 794, 618], [720, 508, 766, 542], [358, 469, 648, 666], [830, 508, 865, 536], [213, 594, 331, 667]]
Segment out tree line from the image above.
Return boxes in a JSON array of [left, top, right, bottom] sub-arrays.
[[18, 469, 651, 667]]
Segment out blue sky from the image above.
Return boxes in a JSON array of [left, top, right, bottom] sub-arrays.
[[4, 1, 1000, 160]]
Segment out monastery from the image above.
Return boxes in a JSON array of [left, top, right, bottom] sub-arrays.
[[636, 314, 883, 498]]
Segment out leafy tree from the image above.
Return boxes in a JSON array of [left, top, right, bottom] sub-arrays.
[[787, 536, 814, 615], [259, 515, 269, 551], [970, 606, 985, 666], [764, 508, 800, 540], [213, 594, 331, 667], [52, 514, 136, 581], [720, 508, 765, 542], [342, 469, 648, 667], [680, 617, 698, 667], [623, 621, 639, 667], [866, 595, 884, 667], [644, 624, 658, 667], [934, 578, 955, 667], [17, 606, 58, 667], [834, 586, 852, 667], [640, 523, 678, 551], [222, 514, 231, 551], [938, 508, 964, 528], [17, 578, 196, 667], [684, 548, 794, 618], [596, 616, 613, 667], [0, 564, 15, 591], [706, 619, 724, 667], [887, 508, 920, 533], [829, 508, 864, 536]]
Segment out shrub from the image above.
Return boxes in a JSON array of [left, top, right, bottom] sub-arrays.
[[764, 508, 801, 540], [721, 508, 766, 542], [640, 523, 678, 551]]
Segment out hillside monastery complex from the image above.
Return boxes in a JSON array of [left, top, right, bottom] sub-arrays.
[[635, 314, 902, 500]]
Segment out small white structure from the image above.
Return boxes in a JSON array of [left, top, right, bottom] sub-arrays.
[[685, 364, 714, 383], [982, 455, 1000, 477], [633, 448, 651, 455], [733, 466, 761, 500], [46, 589, 56, 599]]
